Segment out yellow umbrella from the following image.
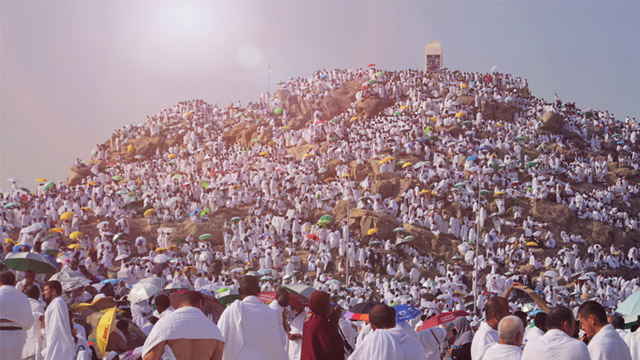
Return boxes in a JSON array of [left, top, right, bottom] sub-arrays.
[[419, 189, 430, 195], [68, 244, 83, 250], [349, 116, 358, 122], [495, 123, 504, 127], [454, 112, 464, 118], [81, 206, 94, 213], [280, 125, 290, 130], [69, 231, 83, 240], [259, 151, 268, 156], [341, 174, 350, 178], [460, 83, 468, 88], [35, 178, 47, 183], [399, 106, 408, 110], [60, 211, 74, 220], [87, 181, 97, 186], [494, 191, 505, 196], [526, 241, 539, 247], [4, 238, 15, 245], [96, 307, 117, 355], [155, 247, 166, 252], [304, 153, 314, 158], [367, 228, 378, 235], [402, 162, 414, 169], [48, 227, 63, 234], [143, 208, 156, 217], [430, 116, 438, 122], [168, 153, 176, 159], [267, 141, 276, 146]]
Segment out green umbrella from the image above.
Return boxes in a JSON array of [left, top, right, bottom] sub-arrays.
[[19, 187, 31, 194], [525, 161, 538, 168], [455, 182, 466, 188], [393, 227, 406, 233], [479, 189, 491, 195], [215, 288, 241, 306], [278, 194, 288, 199], [4, 252, 57, 274], [113, 233, 124, 243], [427, 135, 438, 141], [44, 181, 55, 191], [515, 136, 526, 141], [368, 80, 377, 85], [369, 240, 383, 246], [199, 233, 213, 240], [316, 220, 331, 227], [273, 107, 283, 115], [329, 136, 339, 141], [424, 126, 433, 133], [4, 202, 19, 209], [230, 216, 242, 223], [112, 175, 123, 181], [374, 71, 383, 77], [403, 235, 415, 242], [320, 215, 335, 223], [330, 118, 340, 124], [462, 121, 472, 126], [393, 112, 402, 116], [200, 208, 210, 217], [201, 179, 209, 190]]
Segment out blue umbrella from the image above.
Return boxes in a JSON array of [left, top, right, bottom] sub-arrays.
[[101, 278, 120, 285], [466, 155, 477, 161], [12, 244, 31, 253], [392, 304, 421, 322], [189, 209, 199, 217]]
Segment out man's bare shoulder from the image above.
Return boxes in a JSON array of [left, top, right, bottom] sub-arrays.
[[167, 338, 223, 360]]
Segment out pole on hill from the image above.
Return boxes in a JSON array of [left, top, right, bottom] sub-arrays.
[[268, 61, 272, 96]]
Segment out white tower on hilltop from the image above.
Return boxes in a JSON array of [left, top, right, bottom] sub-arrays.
[[425, 41, 443, 72]]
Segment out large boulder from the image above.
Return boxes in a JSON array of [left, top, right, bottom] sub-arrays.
[[371, 173, 411, 200], [529, 200, 576, 226], [349, 161, 373, 182], [611, 167, 640, 183], [286, 144, 319, 161], [356, 97, 393, 119], [538, 111, 564, 134], [480, 101, 518, 122], [67, 165, 93, 186]]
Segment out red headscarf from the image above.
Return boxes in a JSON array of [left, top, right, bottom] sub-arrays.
[[300, 291, 345, 360]]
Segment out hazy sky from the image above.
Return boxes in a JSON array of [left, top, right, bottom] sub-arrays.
[[1, 0, 639, 188]]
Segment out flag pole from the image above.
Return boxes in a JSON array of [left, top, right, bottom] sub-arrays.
[[267, 60, 271, 96]]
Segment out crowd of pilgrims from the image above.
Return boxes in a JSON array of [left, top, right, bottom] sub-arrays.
[[1, 65, 639, 360]]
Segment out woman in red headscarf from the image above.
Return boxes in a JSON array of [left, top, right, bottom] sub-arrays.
[[300, 290, 345, 360]]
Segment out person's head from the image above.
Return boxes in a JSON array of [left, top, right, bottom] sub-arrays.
[[485, 296, 510, 330], [610, 315, 625, 330], [155, 294, 171, 313], [369, 304, 396, 330], [577, 300, 608, 338], [309, 291, 332, 317], [180, 290, 205, 310], [69, 258, 78, 270], [546, 306, 576, 336], [24, 270, 36, 282], [0, 270, 16, 286], [25, 285, 40, 300], [534, 312, 548, 332], [238, 276, 260, 298], [116, 319, 129, 337], [43, 280, 63, 303], [453, 316, 471, 336], [514, 310, 527, 328], [275, 287, 290, 307], [498, 315, 524, 346]]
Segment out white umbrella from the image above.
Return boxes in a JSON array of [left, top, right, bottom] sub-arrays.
[[128, 281, 163, 303], [164, 281, 195, 291], [115, 254, 129, 261], [22, 222, 47, 233], [154, 254, 169, 264], [544, 270, 558, 278]]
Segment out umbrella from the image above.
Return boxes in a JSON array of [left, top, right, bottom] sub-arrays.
[[4, 252, 57, 274], [283, 283, 316, 299], [164, 281, 195, 291], [369, 240, 383, 246], [69, 231, 83, 240], [199, 233, 213, 241], [60, 211, 74, 220], [112, 233, 124, 243], [258, 269, 272, 275], [230, 216, 242, 223], [96, 307, 117, 355], [35, 178, 47, 182], [128, 280, 163, 303], [326, 279, 341, 285], [154, 254, 169, 264], [526, 241, 539, 247], [366, 228, 378, 235], [393, 227, 406, 233], [273, 107, 283, 115], [544, 270, 558, 278], [216, 288, 241, 306], [48, 227, 63, 234], [320, 215, 334, 223], [616, 290, 640, 323], [259, 275, 275, 281], [143, 208, 155, 217], [43, 181, 55, 191], [345, 301, 382, 321], [307, 234, 320, 241], [259, 291, 309, 309], [100, 278, 120, 285], [419, 310, 469, 330], [68, 244, 83, 250], [367, 63, 376, 67], [392, 304, 421, 322]]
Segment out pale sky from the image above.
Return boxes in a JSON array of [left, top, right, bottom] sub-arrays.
[[1, 0, 638, 187]]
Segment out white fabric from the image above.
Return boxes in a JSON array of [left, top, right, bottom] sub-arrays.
[[349, 326, 426, 360], [521, 329, 590, 360], [523, 326, 544, 347], [587, 324, 632, 360], [218, 296, 287, 360], [287, 311, 306, 360], [269, 300, 288, 347], [417, 327, 447, 360], [22, 298, 45, 359], [482, 343, 523, 360], [142, 306, 224, 357], [629, 329, 640, 360], [471, 321, 499, 360], [0, 285, 34, 329], [0, 329, 26, 360], [43, 296, 75, 360]]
